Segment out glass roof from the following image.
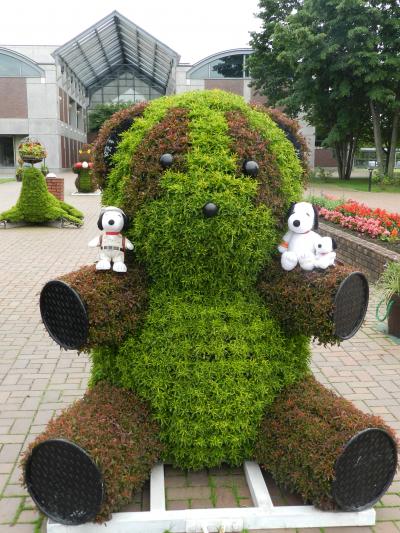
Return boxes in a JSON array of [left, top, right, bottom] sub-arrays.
[[53, 11, 180, 93]]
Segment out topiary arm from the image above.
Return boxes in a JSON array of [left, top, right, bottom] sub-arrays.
[[39, 258, 148, 352], [257, 257, 369, 345]]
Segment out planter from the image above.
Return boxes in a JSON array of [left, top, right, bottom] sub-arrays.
[[20, 155, 44, 164], [388, 293, 400, 338]]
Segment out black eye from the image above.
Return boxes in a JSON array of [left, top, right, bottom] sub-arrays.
[[318, 244, 322, 248], [160, 153, 173, 169], [243, 160, 259, 177], [306, 213, 310, 217]]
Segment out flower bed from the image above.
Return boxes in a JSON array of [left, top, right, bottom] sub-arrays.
[[315, 197, 399, 243]]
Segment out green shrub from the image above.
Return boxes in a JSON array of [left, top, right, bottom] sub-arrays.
[[309, 166, 333, 182], [305, 193, 343, 210]]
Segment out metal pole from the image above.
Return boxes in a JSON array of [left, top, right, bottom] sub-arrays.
[[368, 168, 373, 192]]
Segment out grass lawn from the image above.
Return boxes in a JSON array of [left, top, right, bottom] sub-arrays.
[[309, 176, 400, 193], [0, 178, 16, 184]]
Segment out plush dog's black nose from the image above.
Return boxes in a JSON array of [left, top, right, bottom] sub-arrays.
[[293, 220, 300, 227], [202, 202, 219, 218], [109, 219, 115, 225]]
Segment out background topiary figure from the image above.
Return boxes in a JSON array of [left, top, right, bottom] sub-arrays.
[[23, 91, 396, 525], [0, 167, 83, 225], [73, 144, 96, 193]]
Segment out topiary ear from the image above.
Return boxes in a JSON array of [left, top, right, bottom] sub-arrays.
[[97, 213, 104, 231], [332, 237, 337, 250], [312, 205, 319, 230], [122, 213, 129, 232], [286, 202, 296, 219]]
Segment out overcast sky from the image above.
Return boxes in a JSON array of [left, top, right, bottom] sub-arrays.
[[0, 0, 262, 64]]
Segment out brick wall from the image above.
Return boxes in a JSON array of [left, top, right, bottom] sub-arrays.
[[314, 148, 337, 167], [46, 176, 64, 202], [319, 221, 400, 282], [0, 78, 27, 118]]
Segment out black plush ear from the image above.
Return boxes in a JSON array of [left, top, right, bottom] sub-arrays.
[[331, 238, 337, 250], [286, 202, 296, 219], [122, 213, 129, 232], [312, 205, 319, 230], [97, 213, 104, 230]]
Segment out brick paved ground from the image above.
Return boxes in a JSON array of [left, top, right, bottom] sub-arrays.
[[0, 174, 400, 532]]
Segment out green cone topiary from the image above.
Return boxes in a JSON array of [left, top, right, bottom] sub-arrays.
[[0, 167, 83, 225]]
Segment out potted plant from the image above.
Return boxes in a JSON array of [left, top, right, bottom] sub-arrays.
[[18, 138, 47, 164], [376, 261, 400, 337]]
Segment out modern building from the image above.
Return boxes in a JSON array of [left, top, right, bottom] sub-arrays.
[[0, 10, 315, 175]]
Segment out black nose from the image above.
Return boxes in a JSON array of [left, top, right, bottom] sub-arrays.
[[293, 220, 300, 227], [202, 202, 219, 218], [109, 219, 115, 225]]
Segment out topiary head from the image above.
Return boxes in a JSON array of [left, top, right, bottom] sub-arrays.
[[78, 144, 93, 163], [97, 90, 305, 292]]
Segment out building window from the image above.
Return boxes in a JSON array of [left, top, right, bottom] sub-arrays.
[[0, 51, 43, 77], [188, 53, 251, 80], [0, 137, 14, 167], [88, 69, 163, 108]]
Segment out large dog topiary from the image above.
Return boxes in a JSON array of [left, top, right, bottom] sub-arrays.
[[23, 91, 397, 525]]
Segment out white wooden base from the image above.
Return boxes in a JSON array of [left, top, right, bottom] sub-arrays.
[[47, 462, 375, 533], [71, 191, 101, 196]]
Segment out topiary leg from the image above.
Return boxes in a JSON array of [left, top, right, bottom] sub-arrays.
[[254, 375, 397, 511], [22, 382, 163, 524]]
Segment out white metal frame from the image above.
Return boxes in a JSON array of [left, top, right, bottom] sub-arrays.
[[47, 462, 375, 533]]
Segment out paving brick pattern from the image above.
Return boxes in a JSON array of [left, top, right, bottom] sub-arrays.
[[0, 174, 400, 532]]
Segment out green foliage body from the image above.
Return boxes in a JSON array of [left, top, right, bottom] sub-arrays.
[[249, 0, 400, 180], [75, 168, 93, 193], [92, 90, 310, 469], [0, 167, 83, 224]]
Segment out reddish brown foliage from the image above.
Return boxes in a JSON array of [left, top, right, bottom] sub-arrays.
[[121, 107, 190, 219], [22, 382, 162, 522], [258, 258, 353, 345], [92, 102, 149, 190], [60, 259, 149, 352], [225, 110, 287, 228], [254, 105, 310, 183], [255, 375, 396, 510]]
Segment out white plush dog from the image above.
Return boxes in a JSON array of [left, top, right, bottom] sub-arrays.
[[314, 235, 337, 269], [278, 201, 320, 271], [88, 206, 134, 273]]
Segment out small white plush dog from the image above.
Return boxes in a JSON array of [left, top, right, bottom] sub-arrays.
[[278, 201, 320, 271], [314, 235, 337, 269], [88, 206, 134, 273]]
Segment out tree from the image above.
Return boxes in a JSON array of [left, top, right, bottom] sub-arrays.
[[88, 102, 134, 133], [249, 0, 400, 179], [354, 1, 400, 178]]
